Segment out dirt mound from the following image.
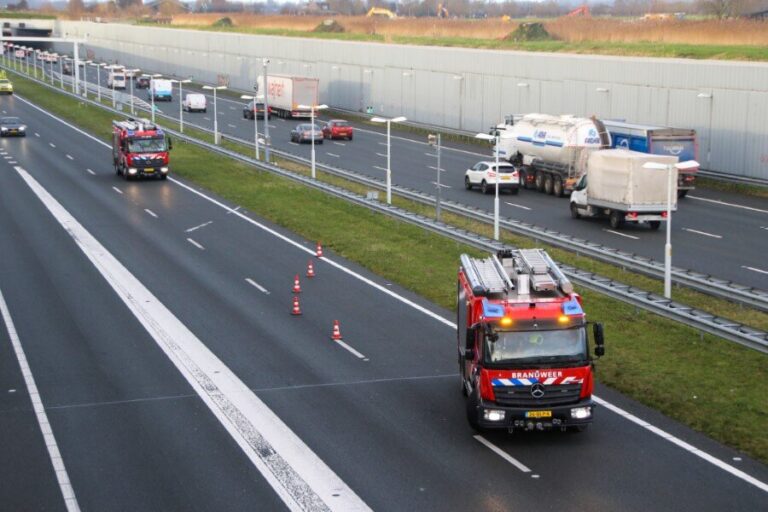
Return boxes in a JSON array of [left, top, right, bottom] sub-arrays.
[[212, 17, 233, 27], [505, 22, 554, 42], [314, 19, 345, 33]]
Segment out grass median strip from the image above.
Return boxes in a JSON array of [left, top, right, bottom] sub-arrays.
[[11, 72, 768, 464]]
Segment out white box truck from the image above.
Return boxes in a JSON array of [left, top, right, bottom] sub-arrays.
[[256, 74, 319, 119], [108, 69, 127, 90], [569, 149, 696, 230]]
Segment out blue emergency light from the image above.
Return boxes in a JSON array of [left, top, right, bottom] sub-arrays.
[[562, 298, 584, 316], [482, 299, 505, 318]]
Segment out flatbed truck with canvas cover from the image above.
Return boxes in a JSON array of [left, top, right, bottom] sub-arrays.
[[458, 249, 605, 432]]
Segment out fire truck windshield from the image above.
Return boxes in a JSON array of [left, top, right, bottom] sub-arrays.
[[127, 137, 167, 153], [485, 328, 587, 366]]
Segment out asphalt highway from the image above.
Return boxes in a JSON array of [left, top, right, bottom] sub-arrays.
[[0, 86, 767, 510], [63, 61, 768, 291]]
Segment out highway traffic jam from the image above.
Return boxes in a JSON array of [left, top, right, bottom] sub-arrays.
[[0, 41, 767, 512]]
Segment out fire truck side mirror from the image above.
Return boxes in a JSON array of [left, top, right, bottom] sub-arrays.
[[593, 323, 605, 357]]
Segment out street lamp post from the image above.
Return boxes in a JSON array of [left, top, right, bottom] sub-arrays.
[[371, 116, 407, 204], [124, 68, 140, 114], [49, 54, 56, 86], [90, 62, 106, 102], [203, 84, 227, 144], [476, 132, 502, 240], [262, 58, 271, 162], [697, 92, 714, 169], [298, 103, 328, 179], [143, 73, 162, 123], [241, 94, 264, 160], [172, 78, 191, 133], [82, 60, 92, 98], [428, 133, 443, 221]]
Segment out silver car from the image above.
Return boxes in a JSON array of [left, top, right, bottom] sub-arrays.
[[290, 123, 324, 144]]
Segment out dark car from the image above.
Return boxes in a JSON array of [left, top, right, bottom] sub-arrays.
[[322, 119, 353, 140], [0, 116, 27, 137], [243, 101, 271, 120], [135, 76, 150, 89], [290, 123, 324, 144], [62, 63, 72, 75]]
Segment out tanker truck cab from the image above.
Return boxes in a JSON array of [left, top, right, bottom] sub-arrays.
[[459, 249, 605, 433]]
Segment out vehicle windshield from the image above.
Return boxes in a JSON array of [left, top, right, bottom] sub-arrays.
[[334, 121, 350, 127], [299, 124, 321, 131], [0, 79, 9, 84], [485, 328, 587, 366], [127, 137, 167, 153], [1, 117, 21, 124]]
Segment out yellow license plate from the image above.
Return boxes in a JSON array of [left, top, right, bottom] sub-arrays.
[[525, 410, 552, 418], [501, 176, 511, 181], [145, 169, 155, 173]]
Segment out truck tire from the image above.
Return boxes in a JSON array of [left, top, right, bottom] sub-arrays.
[[649, 221, 661, 230], [609, 210, 624, 229], [544, 175, 554, 195], [535, 172, 546, 192], [465, 388, 482, 432], [553, 177, 564, 197], [481, 180, 490, 195], [678, 190, 689, 198], [464, 176, 472, 190], [570, 202, 581, 219]]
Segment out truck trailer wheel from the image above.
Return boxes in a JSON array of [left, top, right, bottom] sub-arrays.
[[553, 178, 564, 197], [609, 210, 624, 229], [544, 175, 554, 195], [535, 172, 545, 192]]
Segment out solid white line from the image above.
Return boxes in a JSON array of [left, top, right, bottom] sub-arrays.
[[604, 229, 639, 240], [186, 238, 205, 250], [86, 168, 95, 175], [474, 436, 531, 473], [49, 142, 56, 148], [593, 396, 768, 493], [687, 195, 768, 215], [334, 339, 366, 360], [66, 154, 74, 160], [14, 166, 371, 512], [505, 202, 531, 211], [245, 278, 270, 294], [144, 208, 158, 218], [0, 287, 82, 511], [683, 228, 722, 239], [325, 152, 340, 158], [742, 265, 768, 275], [22, 93, 768, 493], [112, 186, 123, 195], [185, 220, 213, 233]]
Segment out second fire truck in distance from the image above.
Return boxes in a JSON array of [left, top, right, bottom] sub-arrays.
[[458, 249, 605, 433], [112, 118, 172, 180]]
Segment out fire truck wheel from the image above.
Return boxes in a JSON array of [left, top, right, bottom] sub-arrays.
[[465, 388, 482, 432], [569, 424, 589, 433], [544, 175, 554, 195], [160, 174, 168, 180]]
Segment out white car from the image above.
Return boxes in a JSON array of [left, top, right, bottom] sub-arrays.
[[183, 93, 207, 113], [464, 161, 520, 195]]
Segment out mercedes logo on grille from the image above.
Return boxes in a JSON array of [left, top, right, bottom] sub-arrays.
[[531, 383, 545, 399]]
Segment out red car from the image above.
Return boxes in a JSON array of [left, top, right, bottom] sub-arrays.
[[322, 119, 353, 140]]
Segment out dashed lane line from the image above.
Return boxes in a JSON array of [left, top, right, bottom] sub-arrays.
[[49, 142, 56, 148], [245, 278, 270, 295], [112, 186, 123, 195], [474, 436, 532, 474], [144, 209, 158, 218], [186, 238, 205, 250], [604, 229, 639, 240], [334, 339, 367, 360], [505, 202, 532, 211], [66, 154, 74, 160], [742, 265, 768, 275], [86, 168, 95, 175], [325, 153, 340, 158], [683, 228, 722, 239], [185, 220, 213, 233]]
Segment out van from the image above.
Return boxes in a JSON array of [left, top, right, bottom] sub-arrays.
[[149, 79, 173, 101], [108, 70, 127, 90], [182, 93, 207, 113]]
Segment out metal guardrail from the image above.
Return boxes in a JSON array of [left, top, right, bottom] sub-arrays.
[[696, 169, 768, 188], [6, 65, 768, 354]]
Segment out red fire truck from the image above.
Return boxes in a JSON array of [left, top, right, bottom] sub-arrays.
[[458, 249, 605, 432], [112, 118, 172, 180]]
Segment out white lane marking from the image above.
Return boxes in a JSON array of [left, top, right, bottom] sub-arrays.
[[185, 220, 213, 233], [427, 166, 446, 173], [86, 168, 95, 175], [229, 106, 236, 110], [203, 117, 210, 121], [186, 238, 205, 250], [378, 142, 388, 146], [8, 160, 17, 164], [333, 142, 345, 146], [425, 152, 437, 157], [245, 278, 270, 295], [289, 142, 299, 146], [268, 124, 277, 129], [375, 152, 387, 158], [0, 287, 82, 512], [761, 226, 768, 231], [26, 95, 768, 494], [604, 229, 639, 240], [474, 436, 531, 473], [14, 166, 371, 512], [334, 339, 366, 360], [325, 153, 340, 158], [687, 195, 768, 215], [373, 165, 388, 172], [683, 228, 722, 239], [66, 154, 74, 160], [431, 181, 451, 189], [742, 265, 768, 275], [144, 209, 158, 218], [112, 186, 123, 195], [3, 156, 11, 160], [228, 124, 237, 128], [49, 142, 56, 148], [505, 202, 531, 211], [35, 132, 40, 137], [593, 396, 768, 493]]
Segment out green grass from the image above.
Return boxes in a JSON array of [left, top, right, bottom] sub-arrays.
[[0, 10, 56, 20], [164, 23, 768, 62], [696, 177, 768, 199], [9, 70, 768, 463]]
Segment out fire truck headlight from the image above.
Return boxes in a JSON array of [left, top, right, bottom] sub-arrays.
[[128, 168, 138, 175], [570, 407, 591, 419], [161, 167, 169, 173], [483, 409, 505, 422]]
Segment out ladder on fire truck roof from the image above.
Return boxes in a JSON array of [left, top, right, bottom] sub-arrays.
[[460, 254, 513, 296], [113, 118, 158, 132]]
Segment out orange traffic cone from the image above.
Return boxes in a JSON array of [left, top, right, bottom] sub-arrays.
[[331, 320, 342, 341], [316, 242, 323, 258], [306, 260, 316, 278], [292, 274, 302, 293], [291, 296, 302, 316]]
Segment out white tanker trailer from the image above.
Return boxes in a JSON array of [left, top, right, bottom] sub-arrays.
[[494, 114, 611, 197]]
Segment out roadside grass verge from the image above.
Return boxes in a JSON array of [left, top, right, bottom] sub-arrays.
[[11, 72, 768, 463]]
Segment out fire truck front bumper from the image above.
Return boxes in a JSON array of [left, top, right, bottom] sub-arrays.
[[127, 166, 170, 177], [474, 398, 595, 431]]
